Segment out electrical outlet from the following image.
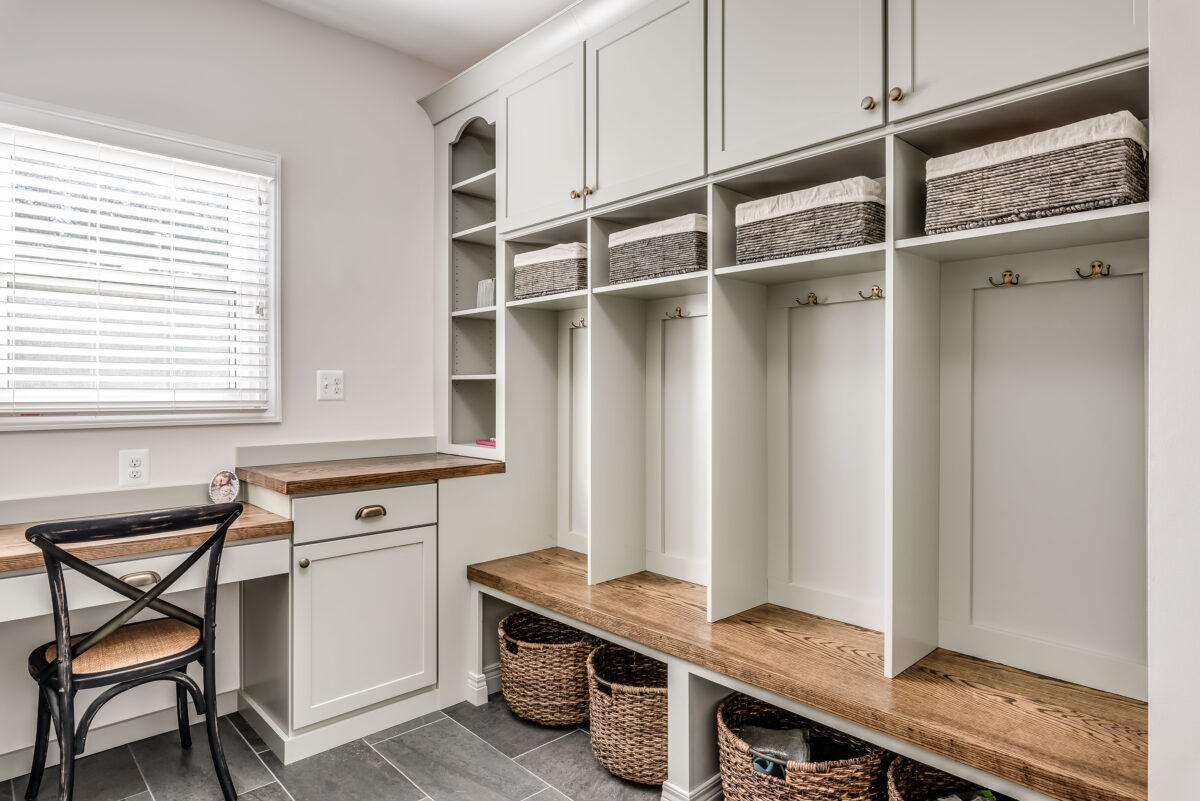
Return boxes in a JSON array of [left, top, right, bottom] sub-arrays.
[[118, 449, 150, 487], [316, 369, 345, 401]]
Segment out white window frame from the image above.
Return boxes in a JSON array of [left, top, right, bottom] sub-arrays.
[[0, 93, 282, 431]]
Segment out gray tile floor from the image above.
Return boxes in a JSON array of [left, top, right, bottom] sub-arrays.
[[3, 693, 662, 801]]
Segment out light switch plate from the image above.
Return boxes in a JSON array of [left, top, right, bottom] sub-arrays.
[[317, 370, 345, 401]]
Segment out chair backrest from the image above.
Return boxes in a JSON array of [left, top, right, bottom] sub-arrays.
[[25, 503, 243, 683]]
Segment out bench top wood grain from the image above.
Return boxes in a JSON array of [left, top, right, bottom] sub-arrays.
[[236, 453, 505, 495], [0, 504, 292, 574], [468, 547, 1147, 801]]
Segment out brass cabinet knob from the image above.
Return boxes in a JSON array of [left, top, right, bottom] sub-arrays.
[[889, 86, 906, 102], [570, 189, 581, 199], [298, 558, 310, 569], [582, 186, 593, 196], [861, 96, 877, 110]]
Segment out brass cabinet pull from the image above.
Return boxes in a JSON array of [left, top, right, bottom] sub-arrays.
[[582, 186, 594, 196], [298, 558, 310, 569], [119, 571, 161, 588], [889, 86, 906, 102], [570, 189, 581, 199], [860, 96, 877, 110], [355, 504, 387, 520]]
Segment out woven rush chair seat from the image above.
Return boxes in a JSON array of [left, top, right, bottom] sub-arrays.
[[33, 619, 201, 678]]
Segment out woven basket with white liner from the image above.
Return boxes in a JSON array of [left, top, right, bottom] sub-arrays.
[[924, 110, 1148, 235], [512, 242, 588, 299], [735, 176, 886, 264], [608, 213, 707, 284]]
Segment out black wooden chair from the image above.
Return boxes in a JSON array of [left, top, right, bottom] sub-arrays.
[[23, 503, 244, 801]]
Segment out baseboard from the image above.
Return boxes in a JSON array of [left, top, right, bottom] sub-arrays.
[[465, 663, 501, 706], [239, 687, 441, 765], [662, 773, 723, 801], [0, 690, 238, 782]]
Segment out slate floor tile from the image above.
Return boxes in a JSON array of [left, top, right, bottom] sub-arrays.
[[18, 744, 147, 801], [365, 710, 447, 744], [1, 779, 12, 801], [119, 794, 152, 801], [238, 783, 293, 801], [228, 712, 270, 753], [262, 740, 422, 801], [373, 718, 545, 801], [526, 788, 571, 801], [516, 729, 661, 801], [129, 717, 273, 801], [443, 693, 574, 758]]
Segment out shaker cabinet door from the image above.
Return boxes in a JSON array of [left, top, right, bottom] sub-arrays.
[[709, 0, 884, 172], [498, 45, 586, 232], [292, 526, 437, 728], [887, 0, 1148, 120], [585, 0, 706, 208]]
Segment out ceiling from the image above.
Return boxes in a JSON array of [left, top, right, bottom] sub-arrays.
[[261, 0, 581, 74]]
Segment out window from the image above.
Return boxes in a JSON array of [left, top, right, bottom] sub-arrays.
[[0, 98, 279, 429]]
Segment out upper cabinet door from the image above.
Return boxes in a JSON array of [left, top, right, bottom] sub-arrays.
[[498, 45, 585, 232], [709, 0, 884, 173], [888, 0, 1148, 121], [585, 0, 705, 209]]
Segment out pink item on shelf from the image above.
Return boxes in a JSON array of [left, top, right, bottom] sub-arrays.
[[476, 438, 496, 447]]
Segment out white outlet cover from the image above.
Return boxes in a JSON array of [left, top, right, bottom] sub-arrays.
[[316, 369, 345, 401], [118, 449, 150, 487]]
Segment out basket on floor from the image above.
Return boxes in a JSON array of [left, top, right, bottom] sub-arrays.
[[924, 110, 1148, 235], [887, 756, 1007, 801], [717, 693, 887, 801], [499, 610, 596, 726], [587, 644, 669, 785]]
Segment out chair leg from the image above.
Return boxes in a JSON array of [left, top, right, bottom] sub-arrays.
[[56, 690, 76, 801], [24, 688, 51, 800], [176, 683, 193, 749], [202, 661, 236, 801]]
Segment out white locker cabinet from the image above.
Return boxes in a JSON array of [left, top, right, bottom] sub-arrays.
[[498, 46, 586, 232], [585, 0, 706, 209], [291, 525, 437, 728], [887, 0, 1148, 120], [708, 0, 885, 172]]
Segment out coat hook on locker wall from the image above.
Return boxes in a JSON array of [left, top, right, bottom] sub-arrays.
[[569, 318, 586, 329], [858, 285, 884, 300], [665, 306, 686, 319], [1076, 260, 1112, 279], [795, 292, 819, 307], [988, 270, 1020, 288]]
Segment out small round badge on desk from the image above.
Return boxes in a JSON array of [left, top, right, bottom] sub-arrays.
[[208, 471, 240, 504]]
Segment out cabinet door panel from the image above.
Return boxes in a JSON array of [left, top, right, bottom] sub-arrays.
[[888, 0, 1147, 120], [498, 46, 585, 232], [586, 0, 705, 208], [709, 0, 884, 172], [292, 526, 436, 727]]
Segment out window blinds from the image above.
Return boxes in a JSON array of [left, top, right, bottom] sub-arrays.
[[0, 121, 275, 424]]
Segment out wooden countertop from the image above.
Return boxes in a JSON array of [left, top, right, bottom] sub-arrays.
[[0, 504, 292, 574], [236, 453, 505, 495], [469, 548, 1147, 801]]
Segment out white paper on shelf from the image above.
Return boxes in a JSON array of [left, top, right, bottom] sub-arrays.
[[735, 177, 885, 227], [513, 242, 588, 267], [926, 110, 1148, 181], [608, 213, 708, 248]]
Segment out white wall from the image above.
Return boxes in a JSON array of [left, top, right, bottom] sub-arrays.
[[1148, 0, 1200, 796], [0, 0, 448, 501]]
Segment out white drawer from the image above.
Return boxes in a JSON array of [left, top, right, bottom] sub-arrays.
[[290, 483, 437, 545]]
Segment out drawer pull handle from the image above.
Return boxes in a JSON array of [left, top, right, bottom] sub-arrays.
[[299, 558, 311, 569], [120, 571, 161, 588], [355, 504, 387, 520]]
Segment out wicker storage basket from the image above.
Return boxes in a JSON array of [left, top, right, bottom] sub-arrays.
[[513, 242, 588, 299], [498, 611, 596, 726], [925, 110, 1148, 235], [609, 214, 707, 284], [587, 645, 669, 785], [735, 177, 885, 264], [717, 693, 888, 801]]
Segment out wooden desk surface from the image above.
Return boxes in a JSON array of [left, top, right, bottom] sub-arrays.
[[0, 504, 292, 574], [236, 453, 505, 495], [469, 547, 1147, 801]]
